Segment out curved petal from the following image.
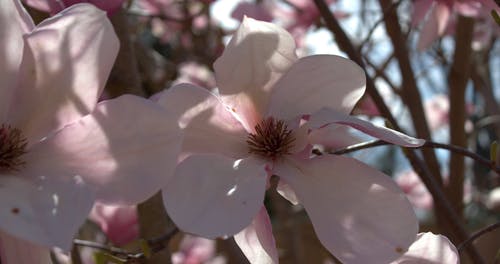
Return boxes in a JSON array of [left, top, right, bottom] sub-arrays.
[[276, 179, 299, 205], [391, 233, 458, 264], [417, 3, 450, 50], [267, 55, 366, 121], [22, 0, 65, 14], [0, 175, 94, 250], [0, 231, 51, 264], [308, 108, 425, 147], [234, 206, 279, 264], [7, 4, 119, 143], [89, 202, 138, 246], [156, 83, 249, 159], [276, 155, 418, 264], [308, 124, 363, 150], [411, 0, 433, 27], [24, 95, 182, 205], [214, 17, 298, 129], [0, 0, 34, 121], [163, 154, 267, 239]]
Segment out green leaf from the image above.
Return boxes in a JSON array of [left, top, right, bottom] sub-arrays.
[[492, 10, 500, 26], [93, 252, 126, 264], [140, 239, 153, 259], [491, 141, 498, 164]]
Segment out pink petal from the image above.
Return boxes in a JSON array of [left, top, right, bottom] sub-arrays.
[[172, 235, 218, 264], [89, 202, 138, 246], [455, 2, 481, 17], [162, 154, 267, 239], [308, 124, 364, 149], [64, 0, 125, 14], [22, 0, 64, 13], [417, 2, 450, 50], [0, 0, 34, 121], [0, 231, 51, 264], [213, 17, 298, 129], [276, 156, 418, 264], [411, 0, 433, 27], [267, 55, 366, 121], [7, 4, 119, 143], [156, 83, 249, 159], [24, 95, 182, 205], [391, 232, 459, 264], [276, 179, 299, 205], [308, 108, 425, 147], [231, 2, 274, 22], [395, 170, 433, 210], [0, 175, 94, 250], [234, 206, 279, 264]]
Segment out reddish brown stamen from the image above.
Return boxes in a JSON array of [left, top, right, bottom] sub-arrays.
[[246, 117, 295, 160], [0, 124, 28, 173]]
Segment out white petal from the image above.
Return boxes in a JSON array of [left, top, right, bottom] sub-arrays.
[[214, 17, 298, 128], [391, 232, 459, 264], [163, 154, 267, 239], [24, 95, 182, 205], [234, 206, 279, 264], [267, 55, 366, 121], [156, 83, 248, 159], [309, 108, 425, 147], [0, 175, 94, 250], [7, 4, 119, 143], [0, 0, 34, 121], [276, 155, 418, 264]]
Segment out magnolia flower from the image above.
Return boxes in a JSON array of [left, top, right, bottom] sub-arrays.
[[156, 17, 423, 264], [391, 232, 459, 264], [412, 0, 500, 50], [0, 1, 181, 262]]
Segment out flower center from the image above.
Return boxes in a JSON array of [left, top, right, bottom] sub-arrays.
[[246, 117, 295, 160], [0, 124, 28, 173]]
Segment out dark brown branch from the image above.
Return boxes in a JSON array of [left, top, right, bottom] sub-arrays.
[[447, 15, 475, 219], [330, 140, 500, 173], [457, 221, 500, 252]]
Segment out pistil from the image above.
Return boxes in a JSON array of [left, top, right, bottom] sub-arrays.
[[0, 124, 28, 173], [247, 117, 295, 160]]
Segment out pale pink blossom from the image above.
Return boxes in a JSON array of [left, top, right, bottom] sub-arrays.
[[173, 61, 216, 88], [396, 170, 434, 210], [231, 1, 274, 22], [89, 202, 139, 246], [23, 0, 125, 15], [412, 0, 500, 50], [396, 170, 472, 212], [424, 94, 450, 131], [156, 17, 424, 264], [172, 235, 226, 264], [0, 1, 182, 260], [391, 232, 459, 264]]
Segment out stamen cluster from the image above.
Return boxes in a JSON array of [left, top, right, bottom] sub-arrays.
[[0, 124, 28, 172], [247, 117, 295, 160]]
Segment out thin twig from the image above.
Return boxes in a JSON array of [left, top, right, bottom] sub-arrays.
[[72, 227, 179, 261], [328, 140, 500, 173], [357, 0, 402, 52], [457, 221, 500, 252]]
